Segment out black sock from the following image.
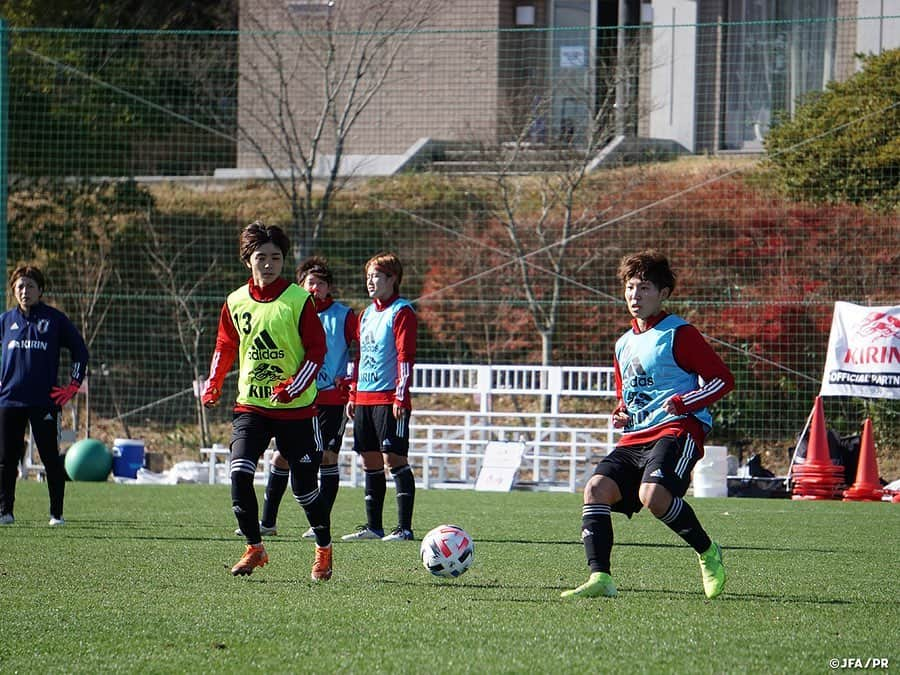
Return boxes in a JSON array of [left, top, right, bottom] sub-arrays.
[[44, 454, 66, 519], [231, 471, 260, 544], [261, 466, 289, 528], [294, 487, 331, 548], [364, 468, 386, 533], [391, 465, 415, 532], [319, 464, 340, 512], [581, 503, 613, 574], [659, 497, 712, 554], [288, 462, 331, 546]]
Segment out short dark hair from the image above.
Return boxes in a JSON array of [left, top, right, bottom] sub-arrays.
[[617, 250, 676, 293], [239, 221, 290, 263], [297, 256, 334, 287], [10, 265, 46, 292]]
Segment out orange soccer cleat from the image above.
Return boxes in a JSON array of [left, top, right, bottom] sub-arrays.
[[311, 544, 333, 581], [230, 544, 268, 576]]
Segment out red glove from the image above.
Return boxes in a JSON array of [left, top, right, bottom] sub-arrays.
[[201, 381, 221, 408], [50, 380, 81, 407], [270, 377, 298, 404], [334, 376, 353, 393]]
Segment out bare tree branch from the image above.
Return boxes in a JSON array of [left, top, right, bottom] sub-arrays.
[[469, 40, 655, 366], [143, 214, 219, 447], [205, 0, 441, 263]]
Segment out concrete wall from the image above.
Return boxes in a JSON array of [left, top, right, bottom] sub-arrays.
[[855, 0, 900, 56], [237, 0, 520, 168], [647, 0, 698, 152]]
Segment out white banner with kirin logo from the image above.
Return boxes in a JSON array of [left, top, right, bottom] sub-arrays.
[[819, 302, 900, 399]]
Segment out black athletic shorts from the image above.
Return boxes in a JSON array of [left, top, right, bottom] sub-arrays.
[[319, 404, 349, 453], [231, 412, 322, 467], [593, 433, 701, 517], [352, 404, 409, 456]]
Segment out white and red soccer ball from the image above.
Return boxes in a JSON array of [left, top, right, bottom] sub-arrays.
[[420, 524, 474, 578]]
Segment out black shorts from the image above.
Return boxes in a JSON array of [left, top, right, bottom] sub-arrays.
[[231, 412, 322, 468], [593, 433, 701, 517], [319, 404, 349, 453], [352, 404, 409, 456]]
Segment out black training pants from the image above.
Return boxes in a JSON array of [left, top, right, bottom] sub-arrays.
[[0, 406, 65, 518]]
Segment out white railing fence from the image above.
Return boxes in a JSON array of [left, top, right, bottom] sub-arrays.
[[337, 410, 615, 492], [412, 363, 616, 414], [24, 363, 618, 492], [199, 363, 618, 492], [341, 363, 618, 492]]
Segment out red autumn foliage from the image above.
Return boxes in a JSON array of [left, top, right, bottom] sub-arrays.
[[417, 166, 897, 381]]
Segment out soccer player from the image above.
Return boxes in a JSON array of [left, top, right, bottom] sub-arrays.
[[562, 250, 734, 600], [0, 265, 88, 527], [201, 222, 333, 579], [341, 252, 418, 542], [245, 256, 356, 539]]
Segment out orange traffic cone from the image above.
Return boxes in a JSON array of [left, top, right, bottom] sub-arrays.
[[792, 396, 844, 500], [842, 419, 884, 502]]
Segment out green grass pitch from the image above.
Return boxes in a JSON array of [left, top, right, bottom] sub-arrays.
[[1, 481, 897, 673]]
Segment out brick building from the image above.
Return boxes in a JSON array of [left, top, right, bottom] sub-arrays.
[[232, 0, 899, 175]]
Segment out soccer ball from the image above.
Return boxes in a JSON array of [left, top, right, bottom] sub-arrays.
[[419, 524, 474, 578]]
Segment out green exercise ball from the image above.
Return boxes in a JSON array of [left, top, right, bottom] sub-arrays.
[[64, 438, 112, 481]]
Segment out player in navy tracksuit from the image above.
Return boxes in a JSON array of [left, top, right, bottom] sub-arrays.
[[0, 266, 89, 526]]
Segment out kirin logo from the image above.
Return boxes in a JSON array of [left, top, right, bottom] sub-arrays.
[[856, 311, 900, 340]]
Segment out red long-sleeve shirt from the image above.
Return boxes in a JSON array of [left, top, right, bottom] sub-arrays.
[[207, 277, 326, 420]]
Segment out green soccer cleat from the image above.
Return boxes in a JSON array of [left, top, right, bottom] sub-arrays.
[[698, 542, 726, 599], [560, 572, 617, 599]]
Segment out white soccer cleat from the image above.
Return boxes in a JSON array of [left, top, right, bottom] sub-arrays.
[[340, 525, 384, 541], [234, 522, 277, 537], [382, 527, 414, 542]]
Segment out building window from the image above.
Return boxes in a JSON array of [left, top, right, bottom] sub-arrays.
[[723, 0, 836, 150], [286, 1, 335, 16]]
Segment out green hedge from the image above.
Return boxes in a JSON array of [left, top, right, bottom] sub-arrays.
[[764, 48, 899, 211]]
